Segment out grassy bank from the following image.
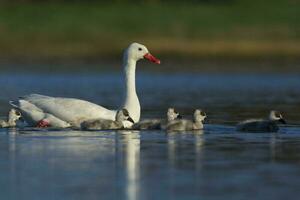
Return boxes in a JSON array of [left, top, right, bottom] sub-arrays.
[[0, 0, 299, 63]]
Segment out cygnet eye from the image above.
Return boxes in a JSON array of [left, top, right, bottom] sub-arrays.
[[274, 111, 281, 118], [122, 109, 129, 116]]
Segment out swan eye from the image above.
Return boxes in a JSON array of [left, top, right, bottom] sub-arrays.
[[138, 48, 142, 51]]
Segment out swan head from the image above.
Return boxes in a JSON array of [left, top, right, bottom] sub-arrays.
[[194, 109, 207, 123], [269, 110, 286, 124], [167, 108, 182, 122], [8, 109, 21, 122], [116, 109, 135, 124], [125, 42, 160, 64]]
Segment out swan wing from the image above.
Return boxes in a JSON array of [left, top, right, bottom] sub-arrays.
[[15, 94, 116, 126], [10, 99, 45, 126]]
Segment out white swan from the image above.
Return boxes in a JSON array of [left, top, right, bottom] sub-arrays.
[[236, 110, 286, 133], [0, 109, 21, 128], [166, 109, 206, 131], [132, 108, 182, 130], [81, 109, 134, 130], [10, 43, 160, 128]]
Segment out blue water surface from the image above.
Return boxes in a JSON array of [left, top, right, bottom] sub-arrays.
[[0, 72, 300, 200]]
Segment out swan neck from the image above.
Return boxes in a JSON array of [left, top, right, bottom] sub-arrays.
[[122, 58, 140, 122], [124, 59, 137, 94]]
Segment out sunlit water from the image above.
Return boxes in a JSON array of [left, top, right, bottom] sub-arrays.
[[1, 72, 300, 200]]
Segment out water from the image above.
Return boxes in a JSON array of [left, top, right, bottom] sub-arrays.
[[1, 72, 300, 200]]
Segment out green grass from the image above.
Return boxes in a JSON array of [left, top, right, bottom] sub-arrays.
[[0, 0, 299, 62]]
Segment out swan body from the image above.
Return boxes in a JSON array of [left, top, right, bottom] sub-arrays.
[[81, 109, 134, 130], [132, 108, 181, 130], [0, 109, 21, 128], [10, 98, 71, 128], [236, 110, 286, 133], [166, 109, 206, 131], [10, 43, 160, 128]]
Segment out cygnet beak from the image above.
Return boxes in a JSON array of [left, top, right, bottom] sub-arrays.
[[127, 117, 135, 124], [177, 114, 183, 119]]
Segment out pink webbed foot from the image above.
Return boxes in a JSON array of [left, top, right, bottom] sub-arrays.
[[36, 119, 50, 128]]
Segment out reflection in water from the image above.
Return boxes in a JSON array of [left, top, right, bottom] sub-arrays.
[[167, 131, 205, 168], [166, 132, 178, 199], [270, 134, 277, 162], [1, 127, 300, 200], [8, 129, 18, 200], [194, 131, 204, 171], [116, 131, 141, 200], [166, 131, 205, 198], [167, 133, 176, 167]]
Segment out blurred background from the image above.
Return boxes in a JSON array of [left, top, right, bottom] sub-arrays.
[[0, 0, 299, 72], [0, 0, 299, 123]]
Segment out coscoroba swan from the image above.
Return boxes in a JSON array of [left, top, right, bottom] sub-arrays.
[[9, 43, 160, 128], [236, 110, 286, 133]]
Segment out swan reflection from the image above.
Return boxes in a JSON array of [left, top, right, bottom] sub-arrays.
[[116, 130, 141, 200]]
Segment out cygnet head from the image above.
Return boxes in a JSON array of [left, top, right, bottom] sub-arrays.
[[116, 109, 135, 124], [124, 42, 160, 64], [194, 109, 207, 123], [167, 108, 182, 121], [269, 110, 286, 124], [8, 109, 21, 122]]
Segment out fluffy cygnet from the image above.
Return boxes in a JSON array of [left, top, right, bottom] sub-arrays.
[[236, 110, 286, 133], [132, 108, 181, 130], [0, 109, 21, 128], [166, 109, 206, 131], [81, 109, 134, 130]]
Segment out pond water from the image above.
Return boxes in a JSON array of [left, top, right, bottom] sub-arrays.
[[1, 72, 300, 200]]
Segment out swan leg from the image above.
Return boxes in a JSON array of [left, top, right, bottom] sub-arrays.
[[36, 119, 50, 128]]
